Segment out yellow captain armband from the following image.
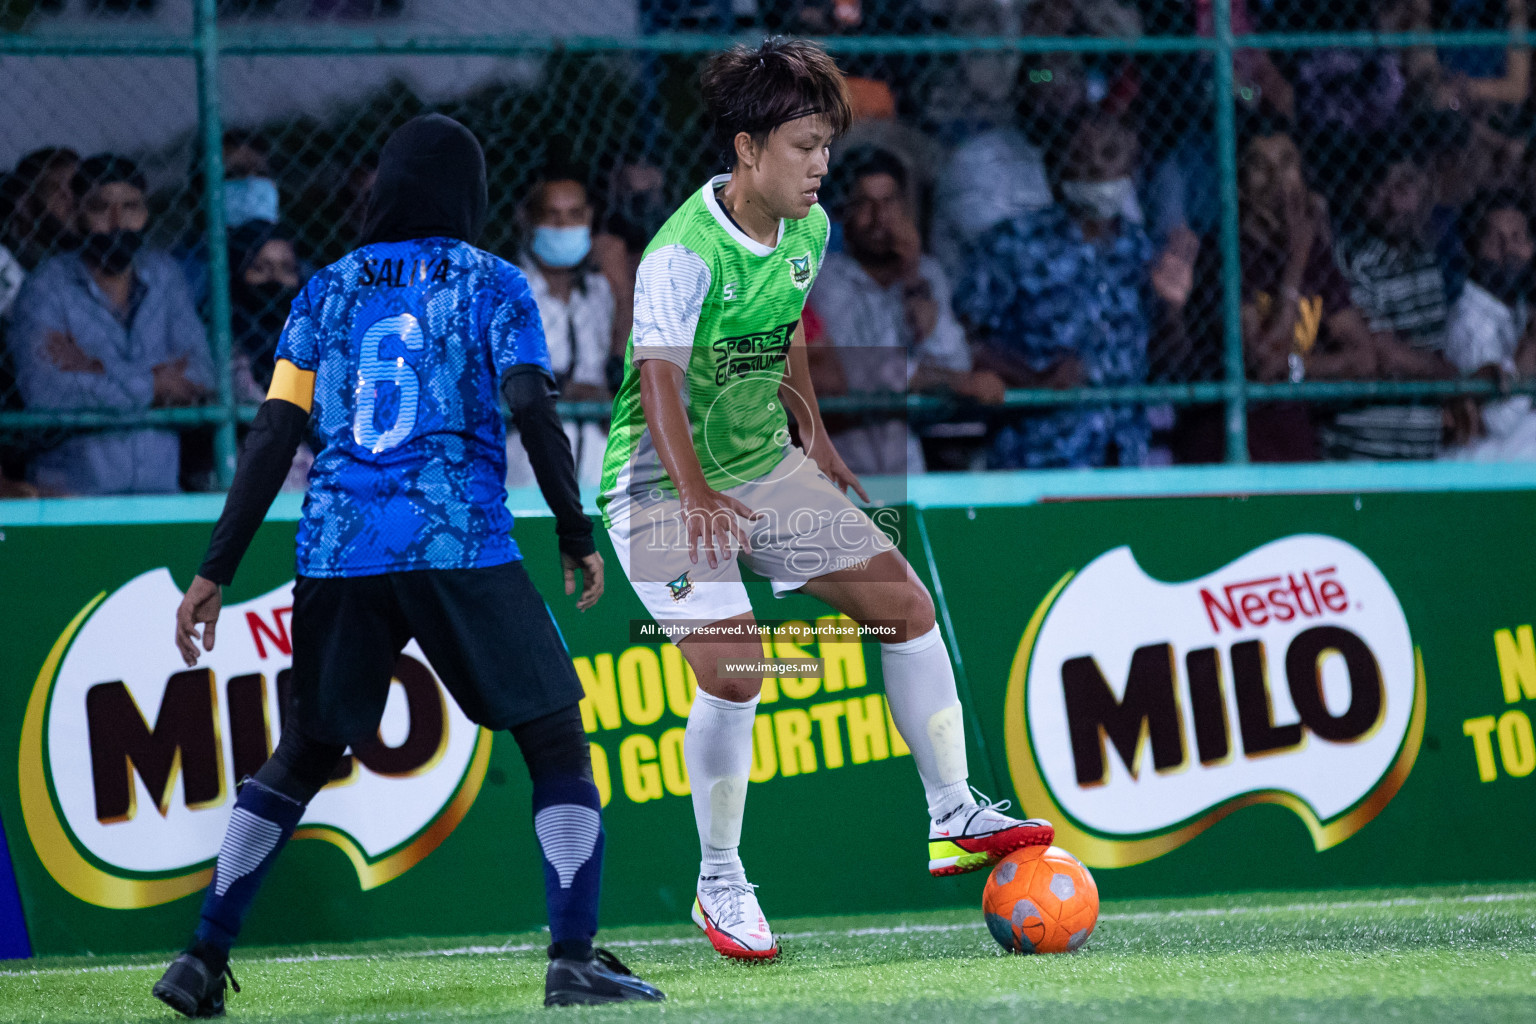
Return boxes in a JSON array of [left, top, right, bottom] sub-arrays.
[[267, 358, 316, 414]]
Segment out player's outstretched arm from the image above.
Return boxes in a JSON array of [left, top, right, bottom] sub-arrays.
[[502, 365, 603, 610], [638, 358, 762, 570], [780, 324, 869, 502], [175, 358, 313, 665]]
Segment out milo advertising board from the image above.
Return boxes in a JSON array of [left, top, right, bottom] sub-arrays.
[[2, 487, 1535, 956], [929, 491, 1536, 895], [21, 571, 489, 912], [0, 511, 951, 956], [1008, 535, 1422, 866]]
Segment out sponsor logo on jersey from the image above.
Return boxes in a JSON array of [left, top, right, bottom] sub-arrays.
[[710, 321, 797, 385], [1003, 535, 1424, 869], [18, 570, 490, 909], [667, 572, 694, 602], [786, 252, 814, 290]]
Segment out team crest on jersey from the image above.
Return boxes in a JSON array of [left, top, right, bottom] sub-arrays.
[[786, 252, 814, 290], [667, 572, 695, 602]]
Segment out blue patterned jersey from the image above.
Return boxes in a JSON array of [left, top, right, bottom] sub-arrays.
[[276, 237, 552, 577]]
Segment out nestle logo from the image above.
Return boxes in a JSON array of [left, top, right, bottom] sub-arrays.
[[1200, 568, 1348, 634]]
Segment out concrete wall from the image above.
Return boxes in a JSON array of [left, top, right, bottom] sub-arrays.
[[0, 0, 638, 171]]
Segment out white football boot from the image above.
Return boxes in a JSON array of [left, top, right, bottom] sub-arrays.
[[928, 789, 1054, 877], [691, 877, 778, 960]]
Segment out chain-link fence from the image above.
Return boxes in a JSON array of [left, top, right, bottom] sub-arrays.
[[3, 1, 1536, 494]]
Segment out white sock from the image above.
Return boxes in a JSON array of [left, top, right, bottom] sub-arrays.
[[881, 624, 973, 821], [684, 688, 759, 882]]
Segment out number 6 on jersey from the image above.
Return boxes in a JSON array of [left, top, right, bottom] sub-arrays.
[[353, 312, 424, 453]]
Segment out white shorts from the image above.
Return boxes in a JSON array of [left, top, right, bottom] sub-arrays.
[[606, 451, 897, 639]]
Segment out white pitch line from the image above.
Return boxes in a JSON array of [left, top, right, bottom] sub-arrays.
[[0, 935, 717, 980], [3, 889, 1533, 981], [1098, 889, 1536, 924]]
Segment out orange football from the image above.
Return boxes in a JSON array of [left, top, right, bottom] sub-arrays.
[[982, 845, 1099, 954]]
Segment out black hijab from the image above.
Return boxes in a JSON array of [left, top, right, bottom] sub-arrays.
[[227, 219, 297, 384], [361, 114, 488, 246], [228, 218, 287, 282]]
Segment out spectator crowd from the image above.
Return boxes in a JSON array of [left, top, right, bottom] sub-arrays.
[[6, 0, 1536, 496]]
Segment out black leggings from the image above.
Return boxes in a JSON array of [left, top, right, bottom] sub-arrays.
[[253, 703, 590, 803]]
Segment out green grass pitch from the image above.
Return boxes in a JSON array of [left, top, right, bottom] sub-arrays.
[[4, 882, 1535, 1023]]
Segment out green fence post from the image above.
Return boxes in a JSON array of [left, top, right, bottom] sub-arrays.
[[1213, 1, 1249, 463], [194, 0, 236, 488]]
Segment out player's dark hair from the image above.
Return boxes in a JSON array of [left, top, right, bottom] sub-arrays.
[[701, 37, 853, 168]]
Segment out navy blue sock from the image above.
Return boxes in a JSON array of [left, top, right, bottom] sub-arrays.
[[532, 773, 604, 960], [193, 778, 306, 955]]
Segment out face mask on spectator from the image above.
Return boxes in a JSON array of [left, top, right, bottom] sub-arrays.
[[239, 280, 298, 333], [531, 225, 592, 269], [1473, 258, 1530, 304], [1059, 177, 1142, 224], [223, 177, 279, 228], [80, 229, 141, 274]]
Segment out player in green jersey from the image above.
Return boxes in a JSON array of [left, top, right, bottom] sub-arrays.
[[598, 38, 1054, 960]]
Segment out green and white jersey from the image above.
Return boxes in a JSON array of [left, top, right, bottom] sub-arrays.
[[598, 174, 830, 526]]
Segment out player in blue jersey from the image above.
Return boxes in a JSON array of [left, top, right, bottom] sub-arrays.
[[151, 115, 663, 1015]]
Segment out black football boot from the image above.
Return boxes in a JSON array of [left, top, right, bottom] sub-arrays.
[[544, 947, 665, 1006], [152, 949, 239, 1018]]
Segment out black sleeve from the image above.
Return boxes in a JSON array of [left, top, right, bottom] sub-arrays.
[[197, 398, 308, 586], [502, 365, 597, 560]]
